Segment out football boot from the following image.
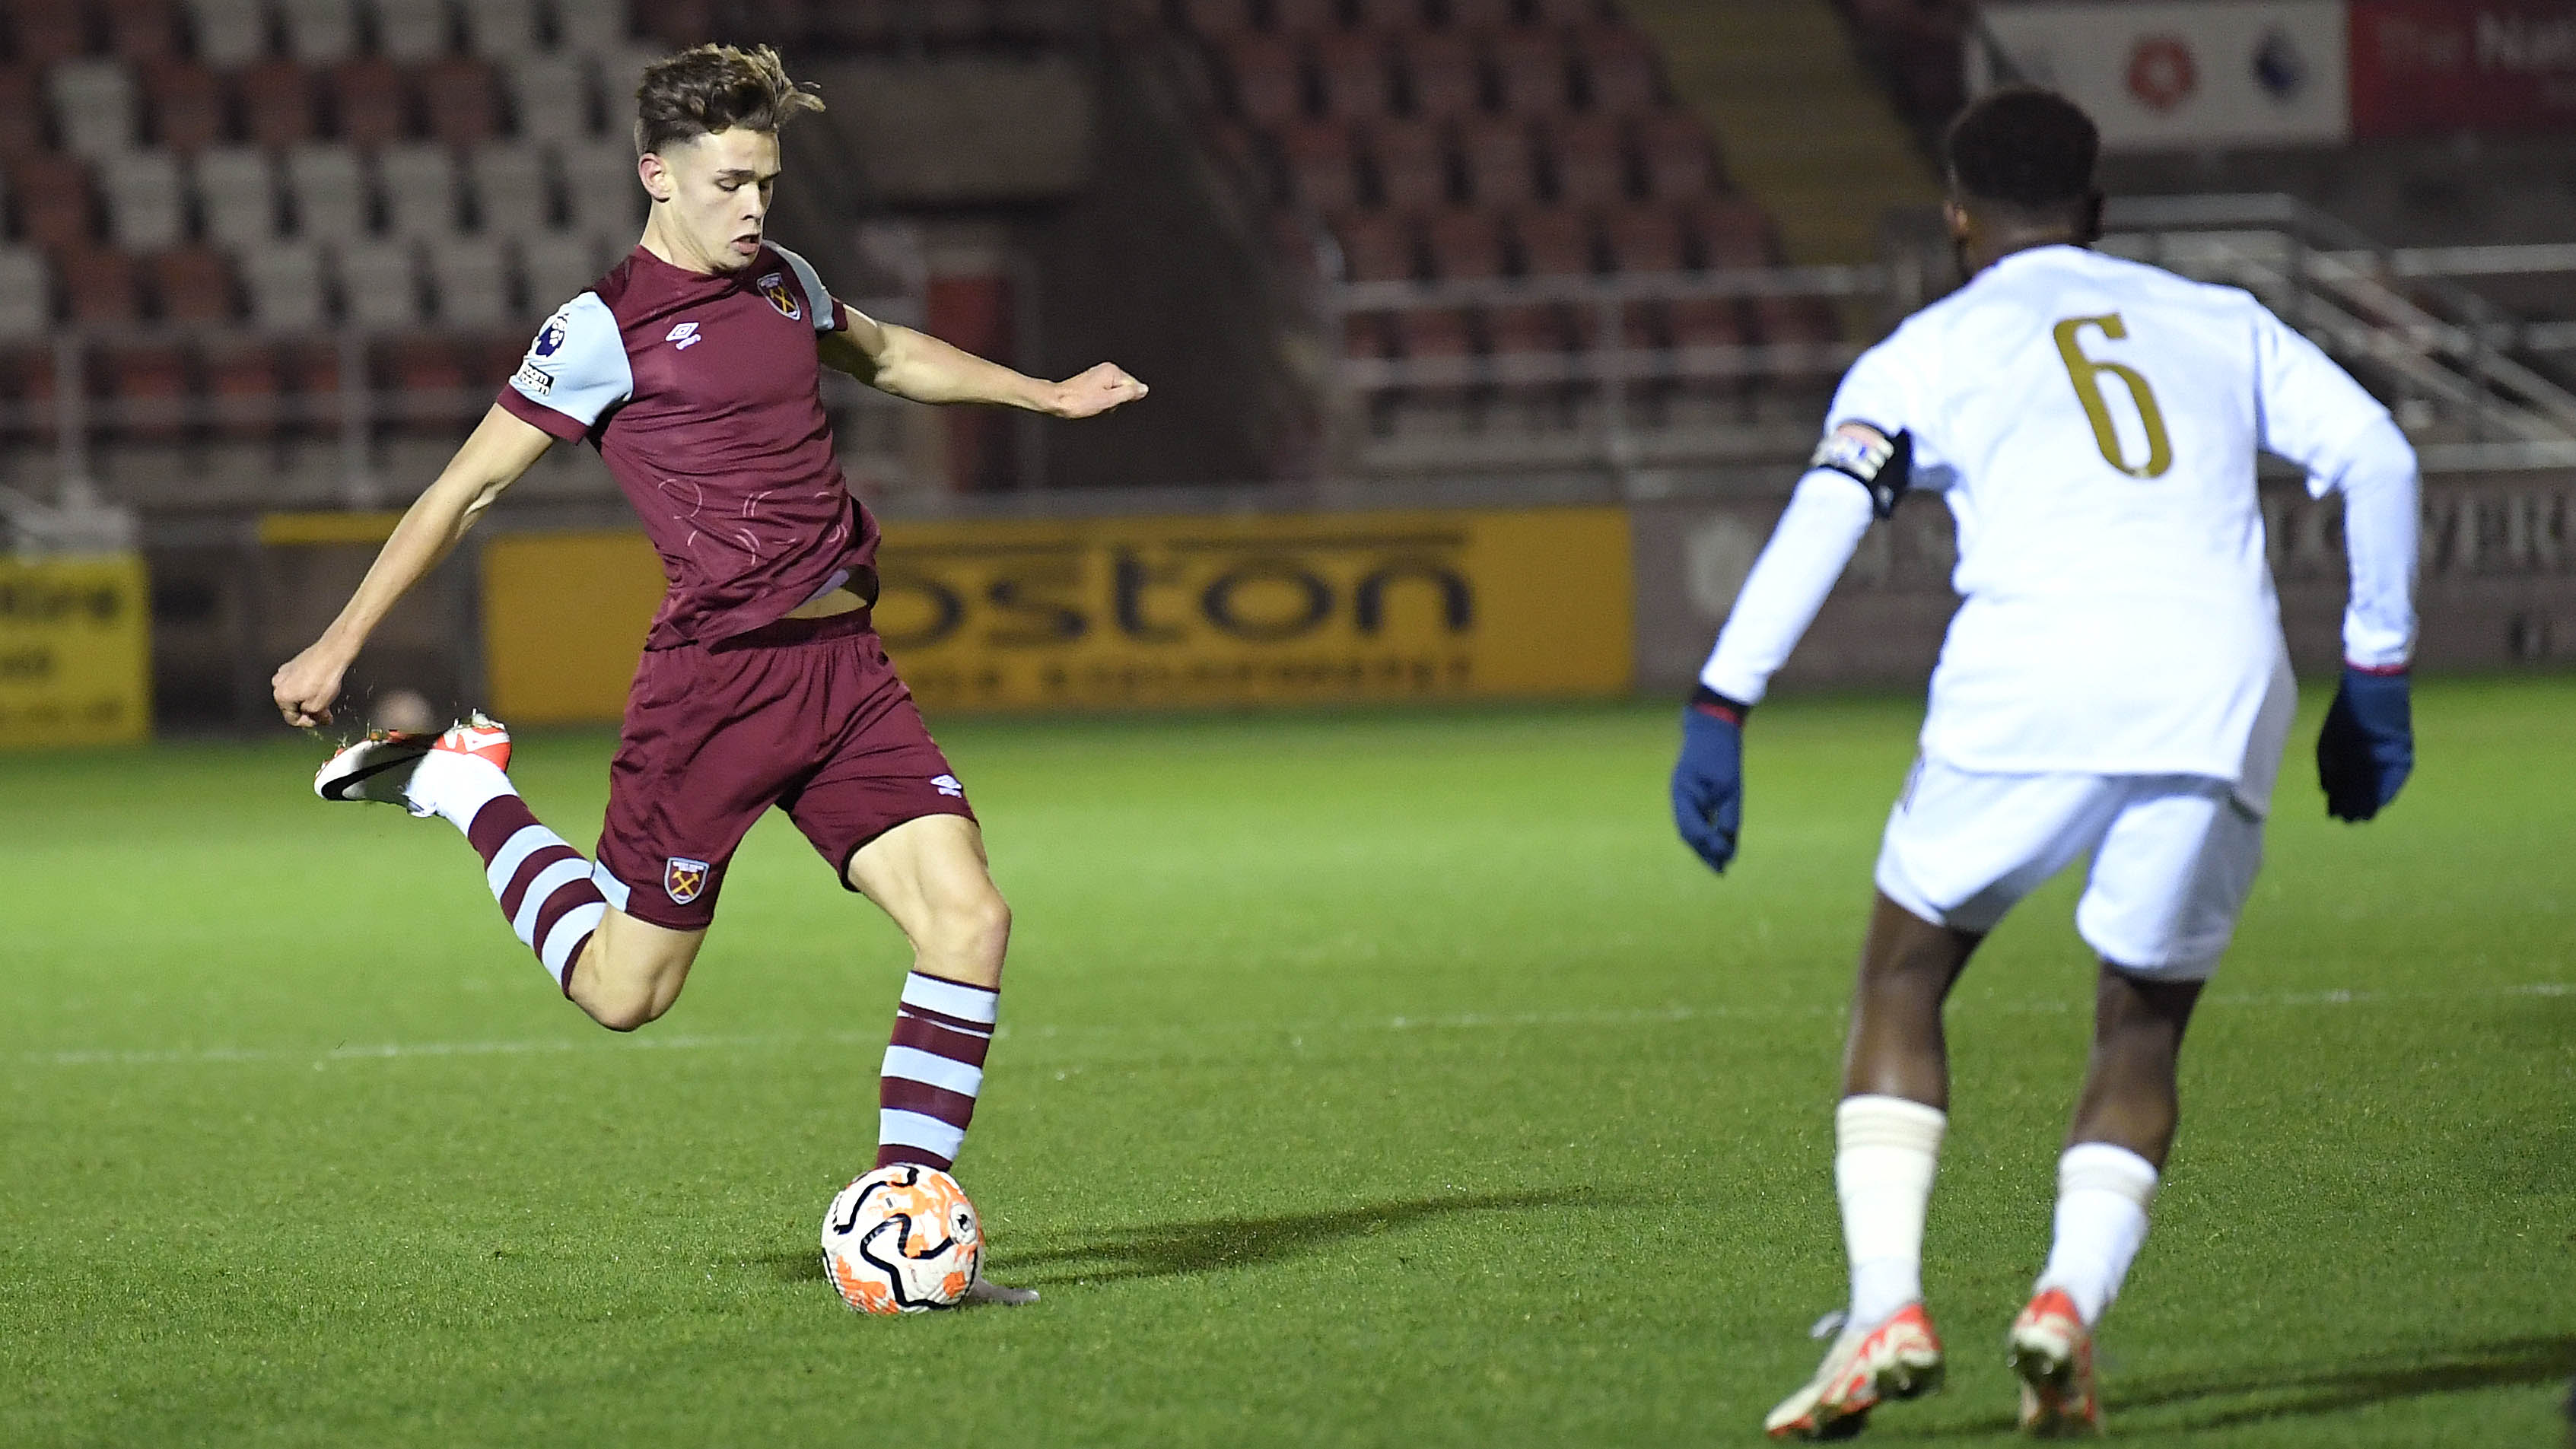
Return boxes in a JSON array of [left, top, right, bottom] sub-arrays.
[[1764, 1301, 1945, 1439], [2007, 1288, 2102, 1437], [315, 713, 511, 816]]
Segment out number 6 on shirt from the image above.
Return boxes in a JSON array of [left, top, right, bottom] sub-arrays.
[[2053, 314, 2174, 479]]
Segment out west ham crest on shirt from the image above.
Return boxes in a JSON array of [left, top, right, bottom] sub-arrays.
[[665, 856, 710, 904], [756, 272, 802, 322]]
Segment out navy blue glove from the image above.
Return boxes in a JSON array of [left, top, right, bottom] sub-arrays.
[[1671, 686, 1748, 872], [2316, 666, 2412, 822]]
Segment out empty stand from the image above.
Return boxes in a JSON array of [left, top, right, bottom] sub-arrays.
[[285, 143, 367, 240], [100, 149, 186, 250], [0, 246, 47, 338]]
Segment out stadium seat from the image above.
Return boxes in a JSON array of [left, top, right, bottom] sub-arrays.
[[151, 243, 239, 322], [425, 240, 510, 326], [1544, 113, 1630, 207], [240, 59, 319, 148], [105, 0, 186, 62], [2, 342, 61, 441], [1342, 307, 1393, 358], [1368, 120, 1450, 211], [59, 248, 146, 325], [194, 146, 281, 247], [558, 136, 642, 232], [504, 53, 596, 141], [1394, 306, 1472, 361], [1511, 205, 1593, 276], [331, 56, 411, 150], [378, 334, 469, 430], [239, 240, 328, 329], [1330, 209, 1414, 282], [283, 144, 367, 240], [462, 0, 541, 56], [1395, 30, 1480, 119], [1575, 26, 1661, 115], [1277, 119, 1360, 213], [278, 0, 359, 62], [0, 65, 46, 160], [1458, 113, 1534, 206], [1353, 0, 1423, 28], [336, 237, 423, 328], [1488, 32, 1569, 113], [100, 149, 187, 251], [1421, 208, 1503, 280], [1220, 33, 1305, 126], [202, 338, 281, 438], [421, 56, 499, 146], [1269, 0, 1337, 33], [552, 0, 632, 54], [516, 229, 603, 310], [469, 141, 552, 236], [183, 0, 272, 67], [630, 0, 710, 46], [1683, 195, 1774, 269], [14, 154, 100, 253], [0, 244, 49, 338], [1442, 0, 1514, 31], [377, 142, 461, 237], [373, 0, 456, 61], [49, 61, 141, 161], [1315, 32, 1392, 120], [1484, 299, 1573, 361], [103, 343, 193, 441], [1637, 109, 1719, 200], [5, 3, 91, 68], [1601, 203, 1682, 273], [141, 59, 224, 152]]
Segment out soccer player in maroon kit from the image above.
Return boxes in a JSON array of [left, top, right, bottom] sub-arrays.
[[274, 46, 1144, 1302]]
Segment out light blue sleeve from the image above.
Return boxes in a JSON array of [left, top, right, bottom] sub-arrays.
[[769, 243, 838, 334], [506, 292, 633, 434]]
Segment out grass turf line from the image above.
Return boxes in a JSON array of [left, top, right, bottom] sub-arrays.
[[1, 678, 2571, 1446]]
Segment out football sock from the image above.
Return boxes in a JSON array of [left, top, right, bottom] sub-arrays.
[[417, 752, 606, 996], [1835, 1094, 1948, 1327], [876, 971, 997, 1172], [2034, 1142, 2158, 1325]]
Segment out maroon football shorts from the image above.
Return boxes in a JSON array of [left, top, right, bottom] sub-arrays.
[[592, 609, 975, 931]]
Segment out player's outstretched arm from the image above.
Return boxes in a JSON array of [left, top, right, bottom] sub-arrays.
[[819, 307, 1146, 418], [2312, 414, 2421, 821], [271, 405, 554, 727]]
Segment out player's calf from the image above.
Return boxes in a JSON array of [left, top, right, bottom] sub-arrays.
[[562, 908, 706, 1031]]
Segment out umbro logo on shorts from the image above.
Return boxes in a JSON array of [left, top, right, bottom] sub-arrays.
[[665, 856, 710, 904], [931, 774, 964, 799]]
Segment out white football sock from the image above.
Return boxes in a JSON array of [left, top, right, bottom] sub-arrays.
[[1835, 1094, 1948, 1327], [2035, 1142, 2159, 1325], [409, 748, 514, 830]]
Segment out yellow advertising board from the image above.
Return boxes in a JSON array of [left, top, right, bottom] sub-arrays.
[[482, 507, 1633, 722], [0, 554, 152, 748]]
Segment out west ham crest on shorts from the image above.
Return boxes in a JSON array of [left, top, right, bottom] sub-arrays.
[[756, 272, 802, 322], [665, 856, 710, 904]]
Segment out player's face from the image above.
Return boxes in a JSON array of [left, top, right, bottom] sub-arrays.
[[641, 128, 783, 272]]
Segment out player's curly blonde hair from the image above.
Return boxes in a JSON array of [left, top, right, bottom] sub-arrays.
[[632, 43, 825, 157]]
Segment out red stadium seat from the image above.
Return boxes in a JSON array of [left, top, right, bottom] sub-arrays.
[[381, 334, 469, 432], [1488, 31, 1570, 113], [1330, 210, 1416, 282], [104, 343, 192, 442], [1602, 205, 1684, 273], [421, 56, 499, 148], [240, 60, 318, 148], [1269, 0, 1337, 33], [1315, 31, 1392, 119], [1484, 300, 1573, 357], [1511, 205, 1594, 277], [1343, 307, 1395, 359], [1368, 120, 1450, 211], [58, 246, 144, 325], [0, 65, 50, 159], [1638, 109, 1721, 199], [203, 339, 281, 440], [1669, 295, 1745, 348], [5, 3, 90, 68], [1220, 33, 1306, 126], [1395, 307, 1473, 359], [1277, 119, 1361, 212], [106, 0, 183, 62], [332, 57, 412, 149], [3, 345, 61, 442], [1422, 208, 1504, 281], [1576, 27, 1662, 115], [16, 155, 101, 253], [150, 244, 237, 322], [1684, 196, 1776, 269], [1544, 113, 1630, 206], [1179, 0, 1256, 35], [142, 59, 224, 152], [1458, 113, 1536, 206], [1395, 31, 1480, 119]]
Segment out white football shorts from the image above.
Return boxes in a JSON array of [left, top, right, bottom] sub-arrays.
[[1872, 760, 2266, 980]]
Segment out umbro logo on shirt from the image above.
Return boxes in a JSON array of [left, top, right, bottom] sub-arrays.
[[931, 774, 964, 799], [666, 322, 701, 350]]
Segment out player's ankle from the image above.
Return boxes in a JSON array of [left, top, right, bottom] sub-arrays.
[[412, 748, 513, 828]]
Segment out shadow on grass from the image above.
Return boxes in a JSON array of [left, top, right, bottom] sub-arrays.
[[991, 1188, 1608, 1287], [1890, 1334, 2576, 1439]]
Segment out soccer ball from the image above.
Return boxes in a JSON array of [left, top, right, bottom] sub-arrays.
[[820, 1164, 983, 1314]]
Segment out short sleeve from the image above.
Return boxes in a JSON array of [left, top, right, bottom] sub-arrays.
[[498, 292, 633, 439], [769, 243, 841, 335], [2251, 304, 2392, 496]]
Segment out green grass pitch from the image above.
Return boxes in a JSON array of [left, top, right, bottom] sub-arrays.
[[4, 678, 2571, 1446]]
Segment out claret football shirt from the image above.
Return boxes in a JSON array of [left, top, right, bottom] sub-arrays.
[[498, 243, 876, 649]]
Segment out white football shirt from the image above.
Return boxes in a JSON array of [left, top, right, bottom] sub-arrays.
[[1721, 244, 2401, 798]]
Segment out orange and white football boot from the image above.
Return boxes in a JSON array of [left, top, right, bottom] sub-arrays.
[[2007, 1288, 2101, 1437], [1764, 1302, 1945, 1439], [314, 713, 512, 816]]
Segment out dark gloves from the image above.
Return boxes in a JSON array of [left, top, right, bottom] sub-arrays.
[[1671, 686, 1749, 872], [2317, 666, 2412, 822]]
